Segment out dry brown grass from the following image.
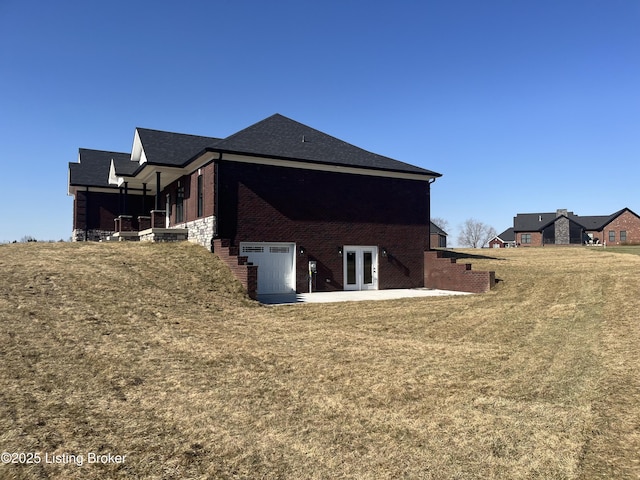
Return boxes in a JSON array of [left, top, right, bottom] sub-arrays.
[[1, 242, 639, 479]]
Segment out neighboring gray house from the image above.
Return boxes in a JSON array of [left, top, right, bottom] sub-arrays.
[[492, 208, 640, 247]]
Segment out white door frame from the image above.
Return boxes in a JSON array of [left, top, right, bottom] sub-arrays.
[[343, 246, 378, 291]]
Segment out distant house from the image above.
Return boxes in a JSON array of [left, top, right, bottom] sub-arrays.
[[430, 222, 447, 248], [509, 208, 640, 246], [489, 227, 516, 248]]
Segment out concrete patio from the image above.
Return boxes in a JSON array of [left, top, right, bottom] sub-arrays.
[[258, 288, 472, 305]]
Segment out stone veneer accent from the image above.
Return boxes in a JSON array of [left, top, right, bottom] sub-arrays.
[[555, 209, 570, 245], [72, 229, 114, 242], [174, 215, 216, 250], [138, 228, 188, 242]]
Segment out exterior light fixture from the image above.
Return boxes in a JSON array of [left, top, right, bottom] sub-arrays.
[[299, 246, 306, 255], [337, 247, 343, 256], [381, 247, 388, 257]]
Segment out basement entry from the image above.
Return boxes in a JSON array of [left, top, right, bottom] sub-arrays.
[[343, 246, 378, 291], [240, 242, 296, 295]]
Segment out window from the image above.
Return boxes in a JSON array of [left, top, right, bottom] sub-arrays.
[[621, 231, 627, 242], [521, 233, 531, 244], [609, 230, 615, 243], [197, 174, 203, 217], [176, 182, 184, 223]]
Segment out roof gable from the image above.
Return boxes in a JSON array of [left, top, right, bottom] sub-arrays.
[[211, 114, 441, 177], [430, 221, 447, 236], [136, 128, 221, 167], [495, 227, 515, 241], [514, 211, 579, 231], [69, 149, 130, 187]]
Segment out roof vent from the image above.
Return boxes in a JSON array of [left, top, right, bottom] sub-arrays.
[[539, 215, 542, 222], [302, 135, 307, 143]]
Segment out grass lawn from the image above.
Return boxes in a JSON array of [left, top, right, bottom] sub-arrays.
[[597, 244, 640, 256], [1, 242, 639, 479]]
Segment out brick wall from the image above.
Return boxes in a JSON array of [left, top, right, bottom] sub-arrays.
[[430, 233, 447, 248], [517, 231, 542, 247], [598, 210, 640, 245], [73, 190, 148, 236], [424, 251, 495, 293], [212, 239, 258, 299], [218, 161, 431, 292], [162, 163, 215, 227]]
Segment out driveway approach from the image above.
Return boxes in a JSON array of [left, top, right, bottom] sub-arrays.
[[258, 288, 472, 305]]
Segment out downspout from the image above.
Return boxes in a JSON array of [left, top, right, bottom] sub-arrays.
[[213, 157, 220, 240], [427, 178, 436, 251]]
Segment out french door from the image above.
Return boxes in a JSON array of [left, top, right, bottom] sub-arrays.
[[343, 246, 378, 290]]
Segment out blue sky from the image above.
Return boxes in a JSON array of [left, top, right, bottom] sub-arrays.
[[1, 0, 638, 244]]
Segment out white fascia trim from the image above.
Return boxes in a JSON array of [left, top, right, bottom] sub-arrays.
[[131, 129, 148, 165], [220, 153, 436, 182], [131, 130, 143, 163], [111, 151, 219, 190], [108, 159, 119, 186]]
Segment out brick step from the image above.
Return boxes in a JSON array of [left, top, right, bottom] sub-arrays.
[[212, 239, 258, 299]]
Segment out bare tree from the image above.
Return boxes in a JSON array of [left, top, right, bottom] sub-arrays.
[[457, 219, 496, 248], [431, 217, 450, 234]]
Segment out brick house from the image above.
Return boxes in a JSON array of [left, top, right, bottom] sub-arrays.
[[488, 227, 516, 248], [508, 208, 640, 246], [69, 114, 496, 296], [430, 221, 447, 248]]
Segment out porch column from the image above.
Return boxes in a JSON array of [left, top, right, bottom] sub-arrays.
[[84, 186, 89, 241], [123, 182, 129, 215], [155, 172, 161, 210], [139, 183, 145, 212]]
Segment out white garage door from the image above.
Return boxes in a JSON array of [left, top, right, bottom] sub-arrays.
[[240, 242, 296, 294]]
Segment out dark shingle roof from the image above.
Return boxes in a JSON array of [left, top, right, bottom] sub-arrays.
[[70, 115, 441, 189], [513, 208, 638, 232], [211, 114, 441, 177], [495, 227, 515, 242], [136, 128, 221, 166], [69, 149, 130, 188], [514, 212, 578, 231], [430, 222, 447, 236], [575, 215, 612, 230]]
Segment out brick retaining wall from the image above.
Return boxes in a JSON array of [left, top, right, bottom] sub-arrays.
[[424, 251, 495, 293]]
